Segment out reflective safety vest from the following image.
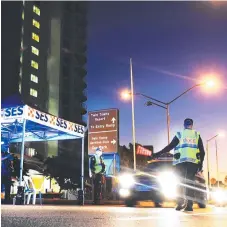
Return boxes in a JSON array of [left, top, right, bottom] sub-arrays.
[[93, 154, 103, 174], [173, 129, 200, 165]]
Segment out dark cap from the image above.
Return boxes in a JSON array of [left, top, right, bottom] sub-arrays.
[[184, 118, 193, 126]]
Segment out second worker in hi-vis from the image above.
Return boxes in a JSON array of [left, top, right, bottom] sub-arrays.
[[90, 147, 106, 205]]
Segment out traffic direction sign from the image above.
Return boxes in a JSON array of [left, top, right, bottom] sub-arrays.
[[88, 109, 119, 154]]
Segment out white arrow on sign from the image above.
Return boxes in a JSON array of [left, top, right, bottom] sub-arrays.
[[111, 117, 116, 124], [111, 139, 116, 145]]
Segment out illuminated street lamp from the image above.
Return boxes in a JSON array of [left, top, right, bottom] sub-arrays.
[[120, 91, 131, 100], [205, 80, 215, 88], [206, 131, 226, 189]]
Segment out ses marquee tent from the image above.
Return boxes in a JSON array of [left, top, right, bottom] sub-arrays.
[[1, 104, 85, 201]]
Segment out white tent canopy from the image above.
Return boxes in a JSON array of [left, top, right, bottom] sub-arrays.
[[1, 105, 85, 202]]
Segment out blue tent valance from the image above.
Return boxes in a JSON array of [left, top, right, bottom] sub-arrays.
[[1, 105, 85, 143]]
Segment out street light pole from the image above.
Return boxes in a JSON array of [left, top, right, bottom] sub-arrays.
[[215, 139, 219, 188], [143, 84, 202, 144], [166, 105, 170, 144], [146, 101, 169, 143], [207, 134, 218, 188], [130, 58, 137, 171], [167, 84, 202, 105], [206, 140, 211, 189], [121, 75, 216, 165]]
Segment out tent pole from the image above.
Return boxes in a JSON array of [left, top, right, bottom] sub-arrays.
[[19, 119, 26, 186], [113, 154, 116, 200], [81, 137, 85, 204]]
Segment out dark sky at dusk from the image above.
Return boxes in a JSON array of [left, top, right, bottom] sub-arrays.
[[86, 2, 227, 175]]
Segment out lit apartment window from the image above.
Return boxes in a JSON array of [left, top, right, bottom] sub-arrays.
[[32, 19, 40, 29], [32, 32, 39, 42], [22, 11, 24, 20], [31, 60, 38, 69], [19, 67, 23, 78], [19, 82, 22, 94], [31, 46, 39, 56], [30, 88, 38, 97], [31, 74, 38, 83], [33, 5, 40, 16]]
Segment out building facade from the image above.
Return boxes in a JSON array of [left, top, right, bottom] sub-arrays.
[[2, 1, 87, 160], [20, 1, 49, 111]]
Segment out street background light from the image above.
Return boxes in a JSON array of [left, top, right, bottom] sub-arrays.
[[206, 131, 225, 189]]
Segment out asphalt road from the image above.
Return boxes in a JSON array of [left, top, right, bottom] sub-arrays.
[[1, 205, 227, 227]]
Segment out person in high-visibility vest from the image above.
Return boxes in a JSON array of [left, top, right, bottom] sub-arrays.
[[153, 118, 205, 212], [90, 147, 105, 204]]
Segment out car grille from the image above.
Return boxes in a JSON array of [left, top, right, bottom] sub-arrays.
[[135, 174, 157, 186]]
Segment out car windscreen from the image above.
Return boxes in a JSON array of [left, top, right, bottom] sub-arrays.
[[144, 161, 173, 172]]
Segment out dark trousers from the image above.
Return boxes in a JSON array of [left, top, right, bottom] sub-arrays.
[[175, 162, 198, 208], [93, 173, 103, 204], [1, 175, 11, 203]]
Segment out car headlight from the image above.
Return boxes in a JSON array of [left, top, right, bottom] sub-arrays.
[[158, 171, 179, 198], [118, 174, 135, 188], [213, 189, 227, 203], [119, 188, 130, 198]]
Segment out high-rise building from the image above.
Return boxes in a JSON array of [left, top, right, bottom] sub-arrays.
[[20, 1, 49, 111], [2, 1, 49, 111], [55, 2, 87, 156], [2, 2, 23, 101], [2, 1, 87, 160]]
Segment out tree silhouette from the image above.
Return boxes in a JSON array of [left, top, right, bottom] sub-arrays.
[[11, 155, 29, 185], [43, 131, 89, 192], [118, 143, 151, 171]]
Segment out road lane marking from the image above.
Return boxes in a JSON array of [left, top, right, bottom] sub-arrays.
[[117, 212, 187, 221], [117, 209, 227, 221], [183, 211, 227, 216], [117, 216, 167, 221]]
